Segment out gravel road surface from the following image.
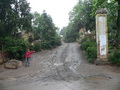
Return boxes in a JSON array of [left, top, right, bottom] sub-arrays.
[[0, 43, 120, 90]]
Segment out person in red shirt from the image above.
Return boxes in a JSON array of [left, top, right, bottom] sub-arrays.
[[25, 49, 35, 67]]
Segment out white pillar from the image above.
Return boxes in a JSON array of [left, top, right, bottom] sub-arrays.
[[96, 8, 108, 62]]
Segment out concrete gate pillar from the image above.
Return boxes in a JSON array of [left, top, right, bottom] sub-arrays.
[[95, 8, 108, 64]]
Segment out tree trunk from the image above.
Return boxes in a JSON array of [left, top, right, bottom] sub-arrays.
[[116, 0, 120, 49]]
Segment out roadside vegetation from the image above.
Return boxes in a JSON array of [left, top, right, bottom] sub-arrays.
[[0, 0, 61, 60], [80, 38, 97, 63], [60, 0, 120, 66]]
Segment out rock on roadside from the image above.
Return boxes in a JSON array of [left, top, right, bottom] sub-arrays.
[[4, 59, 23, 69]]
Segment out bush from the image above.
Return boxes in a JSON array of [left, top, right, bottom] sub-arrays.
[[3, 37, 29, 60], [86, 46, 97, 62], [81, 38, 96, 50], [81, 40, 91, 51], [41, 41, 52, 49], [109, 50, 120, 66], [80, 38, 97, 62], [33, 42, 41, 51], [41, 35, 61, 50], [54, 36, 61, 46]]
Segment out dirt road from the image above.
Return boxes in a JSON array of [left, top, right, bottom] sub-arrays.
[[0, 43, 120, 90]]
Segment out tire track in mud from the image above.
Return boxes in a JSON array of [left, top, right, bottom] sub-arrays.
[[48, 43, 81, 81], [48, 43, 69, 80], [48, 43, 82, 90]]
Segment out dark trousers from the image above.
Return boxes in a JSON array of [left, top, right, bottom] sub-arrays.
[[25, 58, 30, 67]]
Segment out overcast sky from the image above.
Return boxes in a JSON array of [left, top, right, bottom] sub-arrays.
[[27, 0, 78, 29]]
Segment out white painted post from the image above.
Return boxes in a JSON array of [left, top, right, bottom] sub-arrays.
[[96, 8, 108, 63]]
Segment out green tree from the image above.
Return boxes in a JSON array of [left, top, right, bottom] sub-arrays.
[[0, 0, 32, 59], [32, 11, 61, 49], [0, 0, 14, 37], [61, 0, 94, 42], [116, 0, 120, 48], [0, 0, 32, 37], [60, 27, 68, 40]]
